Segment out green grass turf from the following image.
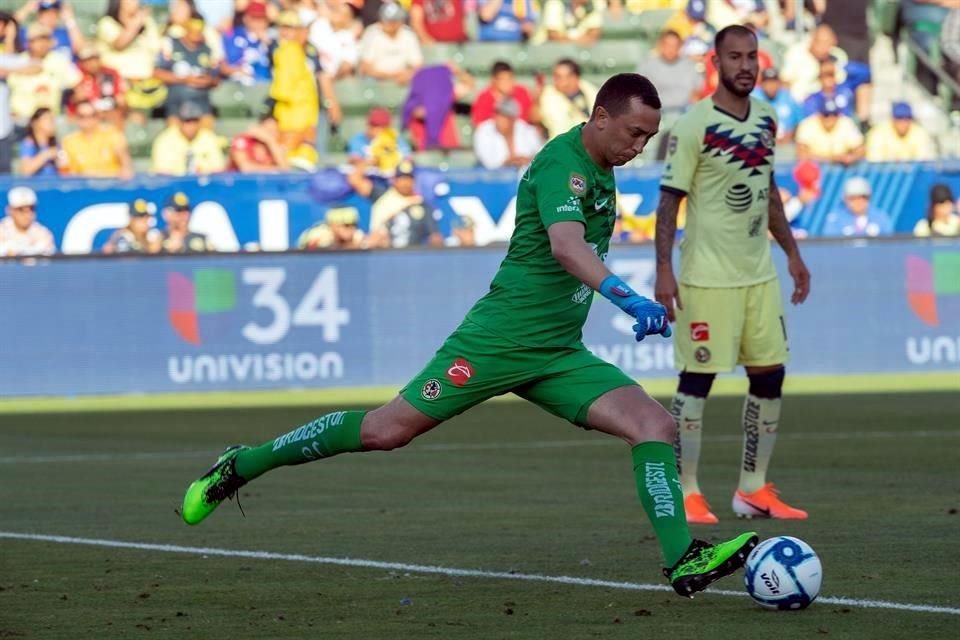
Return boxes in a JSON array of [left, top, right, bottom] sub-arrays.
[[1, 392, 958, 639]]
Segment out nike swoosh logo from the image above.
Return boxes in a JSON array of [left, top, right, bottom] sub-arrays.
[[761, 420, 778, 426], [595, 198, 610, 211], [740, 499, 771, 517]]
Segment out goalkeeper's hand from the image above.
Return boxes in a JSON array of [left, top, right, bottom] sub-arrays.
[[599, 275, 672, 342]]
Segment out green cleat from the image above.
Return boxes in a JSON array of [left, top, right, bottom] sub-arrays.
[[181, 445, 250, 525], [664, 532, 759, 597]]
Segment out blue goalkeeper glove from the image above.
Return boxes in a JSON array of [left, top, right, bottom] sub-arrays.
[[599, 275, 672, 342]]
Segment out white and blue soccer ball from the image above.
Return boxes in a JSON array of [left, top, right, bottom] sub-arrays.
[[744, 536, 822, 611]]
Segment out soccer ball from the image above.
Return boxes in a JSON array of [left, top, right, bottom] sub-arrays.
[[743, 536, 822, 610]]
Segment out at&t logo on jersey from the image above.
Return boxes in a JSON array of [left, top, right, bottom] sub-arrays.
[[445, 357, 475, 387]]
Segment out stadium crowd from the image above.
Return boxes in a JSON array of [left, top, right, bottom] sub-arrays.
[[0, 0, 958, 257]]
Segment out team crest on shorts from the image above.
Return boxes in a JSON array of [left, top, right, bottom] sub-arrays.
[[568, 173, 587, 195], [694, 346, 711, 363], [421, 379, 442, 400]]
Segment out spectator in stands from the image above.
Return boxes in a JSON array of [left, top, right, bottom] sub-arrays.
[[795, 100, 864, 165], [473, 97, 543, 169], [61, 100, 134, 179], [942, 8, 960, 79], [96, 0, 164, 121], [224, 1, 273, 84], [801, 59, 855, 119], [449, 212, 475, 247], [477, 0, 538, 42], [664, 0, 715, 49], [151, 100, 226, 175], [410, 0, 468, 45], [297, 206, 366, 250], [17, 107, 63, 177], [155, 16, 220, 117], [102, 198, 162, 254], [402, 63, 472, 151], [539, 58, 596, 140], [69, 46, 127, 130], [160, 191, 212, 253], [635, 30, 701, 113], [14, 0, 86, 58], [269, 10, 342, 152], [368, 160, 443, 248], [822, 177, 892, 237], [753, 68, 802, 143], [309, 0, 361, 79], [7, 23, 81, 124], [781, 24, 840, 103], [229, 113, 289, 172], [471, 60, 534, 126], [348, 106, 411, 172], [708, 0, 769, 33], [0, 52, 37, 174], [539, 0, 604, 45], [865, 101, 937, 162], [915, 183, 960, 237], [164, 0, 225, 65], [358, 3, 422, 84], [0, 186, 55, 256], [0, 11, 19, 54]]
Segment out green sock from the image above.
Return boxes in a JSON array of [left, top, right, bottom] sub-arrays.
[[632, 442, 692, 567], [234, 410, 367, 481]]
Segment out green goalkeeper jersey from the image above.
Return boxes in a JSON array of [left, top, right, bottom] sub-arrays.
[[465, 124, 616, 348]]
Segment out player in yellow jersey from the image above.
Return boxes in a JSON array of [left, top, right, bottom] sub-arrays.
[[655, 25, 812, 524]]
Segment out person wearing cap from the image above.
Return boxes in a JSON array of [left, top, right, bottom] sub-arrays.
[[6, 20, 81, 123], [752, 67, 802, 142], [68, 45, 127, 129], [14, 0, 86, 59], [800, 59, 854, 119], [269, 9, 342, 152], [95, 0, 164, 120], [347, 107, 411, 172], [154, 14, 220, 118], [160, 191, 212, 253], [410, 0, 467, 45], [915, 183, 960, 237], [368, 159, 443, 248], [539, 0, 604, 45], [822, 176, 892, 237], [865, 101, 936, 162], [229, 113, 289, 173], [61, 99, 133, 179], [795, 99, 864, 165], [476, 0, 537, 42], [473, 97, 543, 169], [636, 29, 702, 113], [103, 198, 161, 254], [151, 100, 226, 175], [307, 0, 361, 80], [358, 3, 423, 84], [539, 58, 597, 140], [0, 186, 55, 256], [223, 0, 273, 84], [297, 206, 366, 250]]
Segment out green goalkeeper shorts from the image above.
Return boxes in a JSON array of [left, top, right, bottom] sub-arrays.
[[400, 320, 638, 425]]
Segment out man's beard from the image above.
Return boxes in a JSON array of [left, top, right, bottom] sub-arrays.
[[720, 73, 754, 98]]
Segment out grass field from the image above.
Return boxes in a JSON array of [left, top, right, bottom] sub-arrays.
[[1, 388, 958, 639]]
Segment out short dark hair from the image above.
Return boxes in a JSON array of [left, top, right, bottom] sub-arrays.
[[592, 73, 661, 119], [659, 29, 682, 42], [491, 61, 513, 76], [555, 58, 581, 77], [714, 24, 758, 53]]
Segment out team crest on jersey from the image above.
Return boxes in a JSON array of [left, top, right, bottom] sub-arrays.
[[759, 128, 775, 149], [569, 173, 587, 195], [421, 379, 442, 400]]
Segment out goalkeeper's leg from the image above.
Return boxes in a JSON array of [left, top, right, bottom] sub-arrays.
[[180, 397, 440, 525]]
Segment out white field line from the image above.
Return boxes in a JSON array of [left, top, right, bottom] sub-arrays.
[[1, 430, 957, 465], [1, 532, 957, 616]]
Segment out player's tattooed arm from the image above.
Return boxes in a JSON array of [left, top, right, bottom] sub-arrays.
[[654, 189, 684, 320], [769, 174, 811, 304]]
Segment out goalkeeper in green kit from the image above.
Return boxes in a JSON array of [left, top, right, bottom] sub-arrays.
[[181, 73, 758, 597]]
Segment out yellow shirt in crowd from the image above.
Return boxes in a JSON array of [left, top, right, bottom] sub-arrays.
[[7, 51, 81, 121], [865, 121, 936, 162], [151, 126, 226, 176], [270, 40, 320, 133], [62, 126, 127, 177], [96, 15, 162, 80]]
